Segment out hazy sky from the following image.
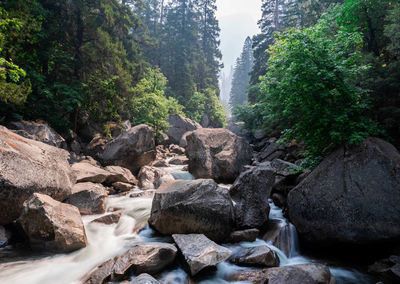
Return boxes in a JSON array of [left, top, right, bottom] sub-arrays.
[[216, 0, 262, 74]]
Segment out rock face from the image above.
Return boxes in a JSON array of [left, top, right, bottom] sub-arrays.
[[65, 182, 108, 215], [167, 114, 201, 145], [105, 166, 137, 184], [0, 126, 75, 225], [8, 121, 66, 148], [72, 162, 111, 183], [83, 243, 177, 283], [229, 263, 335, 284], [186, 128, 253, 183], [288, 137, 400, 245], [172, 234, 232, 276], [149, 179, 235, 241], [229, 245, 279, 267], [18, 193, 87, 252], [138, 166, 175, 190], [230, 165, 275, 229], [103, 124, 156, 173]]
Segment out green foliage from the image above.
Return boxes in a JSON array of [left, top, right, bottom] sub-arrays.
[[0, 7, 30, 105], [260, 17, 377, 159], [185, 88, 226, 127], [130, 68, 184, 136]]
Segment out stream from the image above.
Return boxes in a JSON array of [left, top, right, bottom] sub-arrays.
[[0, 163, 375, 284]]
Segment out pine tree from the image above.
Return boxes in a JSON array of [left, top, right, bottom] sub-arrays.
[[229, 37, 254, 110]]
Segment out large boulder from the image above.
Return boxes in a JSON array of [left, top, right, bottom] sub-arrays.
[[65, 182, 108, 215], [18, 193, 87, 252], [0, 126, 75, 225], [186, 128, 253, 183], [103, 124, 156, 173], [230, 164, 275, 229], [288, 137, 400, 245], [172, 234, 231, 276], [8, 120, 66, 148], [167, 114, 202, 145], [138, 166, 175, 190], [229, 263, 335, 284], [83, 243, 177, 283], [149, 179, 235, 242], [71, 162, 111, 183]]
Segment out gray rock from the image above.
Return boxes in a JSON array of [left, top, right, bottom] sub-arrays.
[[82, 243, 177, 283], [186, 128, 253, 183], [169, 156, 188, 165], [226, 229, 260, 243], [130, 274, 159, 284], [288, 137, 400, 245], [230, 165, 275, 228], [0, 225, 11, 247], [0, 126, 75, 225], [172, 234, 231, 276], [149, 179, 235, 242], [229, 263, 335, 284], [368, 255, 400, 283], [90, 212, 122, 225], [72, 162, 111, 183], [105, 166, 137, 184], [8, 121, 66, 148], [18, 193, 87, 252], [65, 182, 108, 215], [103, 124, 156, 173], [138, 166, 175, 190], [112, 182, 134, 192], [229, 245, 279, 267], [167, 114, 202, 145]]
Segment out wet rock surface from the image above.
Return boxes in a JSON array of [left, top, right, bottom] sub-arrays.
[[230, 164, 275, 229], [83, 242, 177, 283], [172, 234, 232, 276], [228, 263, 335, 284], [138, 166, 175, 190], [229, 245, 279, 267]]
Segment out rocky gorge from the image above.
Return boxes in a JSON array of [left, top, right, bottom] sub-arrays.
[[0, 115, 399, 284]]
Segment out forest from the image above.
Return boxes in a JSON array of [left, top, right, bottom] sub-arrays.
[[0, 0, 226, 138]]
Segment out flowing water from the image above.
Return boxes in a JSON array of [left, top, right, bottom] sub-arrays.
[[0, 163, 375, 284]]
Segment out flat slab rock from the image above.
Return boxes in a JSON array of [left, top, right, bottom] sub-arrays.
[[228, 263, 335, 284], [83, 242, 177, 283], [172, 234, 232, 276]]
